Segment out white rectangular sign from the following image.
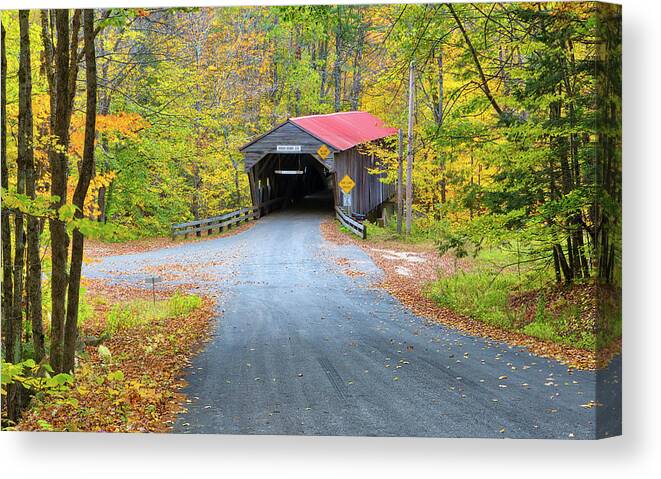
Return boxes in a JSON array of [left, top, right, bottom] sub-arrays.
[[276, 145, 302, 152], [342, 192, 352, 207]]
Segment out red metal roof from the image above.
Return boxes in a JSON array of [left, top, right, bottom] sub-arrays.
[[290, 111, 397, 151]]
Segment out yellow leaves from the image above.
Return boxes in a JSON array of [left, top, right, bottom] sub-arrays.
[[580, 400, 604, 409], [84, 171, 116, 217]]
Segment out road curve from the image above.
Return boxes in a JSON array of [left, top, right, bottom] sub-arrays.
[[83, 203, 621, 439]]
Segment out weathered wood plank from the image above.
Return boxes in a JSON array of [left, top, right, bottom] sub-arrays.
[[335, 206, 367, 240], [242, 121, 336, 172], [171, 197, 286, 240], [334, 148, 395, 216]]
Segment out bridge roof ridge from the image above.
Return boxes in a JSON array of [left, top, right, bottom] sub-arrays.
[[290, 111, 397, 151]]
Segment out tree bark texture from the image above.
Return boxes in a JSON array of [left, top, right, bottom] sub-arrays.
[[63, 9, 98, 373], [49, 9, 72, 373]]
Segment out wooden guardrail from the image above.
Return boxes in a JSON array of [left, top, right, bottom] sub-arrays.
[[171, 197, 284, 240], [335, 206, 367, 240]]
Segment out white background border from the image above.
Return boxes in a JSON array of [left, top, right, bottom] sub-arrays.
[[1, 1, 659, 477]]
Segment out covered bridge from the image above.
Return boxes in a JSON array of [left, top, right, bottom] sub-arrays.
[[240, 111, 397, 218]]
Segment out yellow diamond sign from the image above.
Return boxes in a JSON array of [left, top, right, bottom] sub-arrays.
[[338, 174, 356, 194], [317, 144, 331, 160]]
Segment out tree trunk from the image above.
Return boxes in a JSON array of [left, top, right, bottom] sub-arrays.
[[405, 61, 415, 235], [447, 3, 503, 118], [19, 11, 45, 363], [333, 8, 342, 112], [552, 246, 562, 283], [436, 47, 446, 209], [554, 243, 573, 284], [350, 19, 365, 110], [1, 23, 13, 348], [550, 92, 579, 283], [435, 47, 444, 126], [40, 11, 55, 131], [62, 9, 97, 373], [97, 183, 106, 222], [191, 161, 201, 237], [319, 39, 329, 104], [7, 10, 36, 422], [396, 129, 403, 234], [64, 10, 82, 135], [49, 10, 72, 373], [232, 159, 242, 207]]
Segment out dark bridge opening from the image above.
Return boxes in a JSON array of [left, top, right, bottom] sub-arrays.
[[252, 153, 334, 211]]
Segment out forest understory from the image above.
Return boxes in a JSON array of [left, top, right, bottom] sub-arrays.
[[11, 280, 215, 432]]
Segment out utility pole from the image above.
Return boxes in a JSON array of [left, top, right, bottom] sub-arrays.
[[406, 61, 415, 235], [396, 128, 403, 234]]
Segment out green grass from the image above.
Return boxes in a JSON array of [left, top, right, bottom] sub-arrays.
[[364, 218, 438, 245], [428, 264, 620, 351], [105, 292, 202, 334], [428, 270, 524, 330], [341, 214, 621, 352]]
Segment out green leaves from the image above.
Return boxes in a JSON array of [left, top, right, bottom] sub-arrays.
[[1, 189, 56, 217], [58, 203, 77, 221], [106, 370, 125, 382], [98, 345, 112, 364], [48, 373, 74, 388], [1, 359, 73, 399]]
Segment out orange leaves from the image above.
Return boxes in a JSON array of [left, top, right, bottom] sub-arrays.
[[69, 112, 150, 160], [96, 112, 150, 141]]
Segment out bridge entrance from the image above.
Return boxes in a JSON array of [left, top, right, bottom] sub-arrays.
[[251, 153, 333, 211]]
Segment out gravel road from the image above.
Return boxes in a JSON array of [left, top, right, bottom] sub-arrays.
[[83, 203, 621, 439]]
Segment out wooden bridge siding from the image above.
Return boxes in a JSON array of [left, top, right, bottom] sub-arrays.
[[242, 121, 335, 172], [334, 148, 395, 216], [249, 154, 277, 209]]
